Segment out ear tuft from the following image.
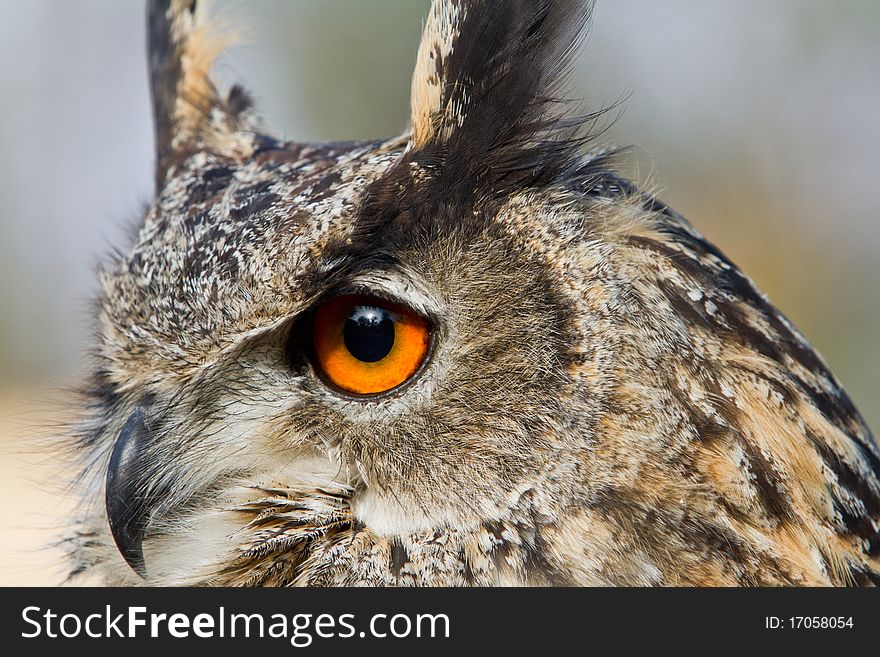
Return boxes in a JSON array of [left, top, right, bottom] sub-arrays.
[[148, 0, 258, 190], [410, 0, 594, 148]]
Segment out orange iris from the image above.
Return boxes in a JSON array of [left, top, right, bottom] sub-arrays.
[[312, 295, 430, 395]]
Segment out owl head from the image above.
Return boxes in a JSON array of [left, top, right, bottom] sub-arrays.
[[64, 0, 879, 586]]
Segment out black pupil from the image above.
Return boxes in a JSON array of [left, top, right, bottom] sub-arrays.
[[343, 306, 395, 363]]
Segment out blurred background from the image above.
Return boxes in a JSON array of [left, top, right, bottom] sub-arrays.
[[0, 0, 877, 584]]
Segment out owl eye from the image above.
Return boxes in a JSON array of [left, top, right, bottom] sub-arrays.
[[311, 295, 431, 396]]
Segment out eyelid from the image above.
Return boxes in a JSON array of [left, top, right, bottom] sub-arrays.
[[337, 272, 442, 321], [325, 281, 439, 328]]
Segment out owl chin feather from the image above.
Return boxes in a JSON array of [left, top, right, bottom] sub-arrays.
[[60, 0, 880, 586]]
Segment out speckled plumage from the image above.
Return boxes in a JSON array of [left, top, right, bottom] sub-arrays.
[[62, 0, 879, 586]]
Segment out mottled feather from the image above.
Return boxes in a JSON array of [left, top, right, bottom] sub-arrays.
[[60, 0, 879, 587]]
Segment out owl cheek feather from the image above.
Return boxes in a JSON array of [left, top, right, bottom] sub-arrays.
[[105, 406, 162, 578]]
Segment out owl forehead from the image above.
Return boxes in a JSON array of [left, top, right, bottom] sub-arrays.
[[100, 137, 409, 369], [149, 136, 401, 261]]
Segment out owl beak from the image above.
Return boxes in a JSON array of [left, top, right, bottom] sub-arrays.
[[105, 406, 155, 578]]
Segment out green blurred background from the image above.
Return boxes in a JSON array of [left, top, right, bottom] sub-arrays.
[[0, 1, 877, 583]]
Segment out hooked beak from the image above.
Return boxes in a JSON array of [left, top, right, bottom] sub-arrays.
[[105, 407, 155, 577]]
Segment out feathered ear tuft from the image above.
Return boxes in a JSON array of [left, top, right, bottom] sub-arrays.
[[147, 0, 258, 190], [409, 0, 597, 185]]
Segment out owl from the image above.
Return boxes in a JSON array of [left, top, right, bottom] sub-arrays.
[[60, 0, 879, 586]]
